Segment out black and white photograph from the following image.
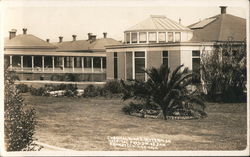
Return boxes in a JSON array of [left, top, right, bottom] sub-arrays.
[[0, 0, 249, 156]]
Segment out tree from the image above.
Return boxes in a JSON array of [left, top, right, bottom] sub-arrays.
[[121, 64, 207, 119], [4, 67, 38, 151], [201, 41, 246, 102]]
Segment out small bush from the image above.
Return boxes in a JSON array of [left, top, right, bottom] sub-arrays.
[[103, 80, 122, 94], [16, 84, 29, 93], [122, 102, 145, 115], [5, 68, 39, 151], [29, 86, 48, 96], [83, 85, 104, 97]]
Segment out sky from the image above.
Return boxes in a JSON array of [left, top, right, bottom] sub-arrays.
[[2, 0, 248, 42]]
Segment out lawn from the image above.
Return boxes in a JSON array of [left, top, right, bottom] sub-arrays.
[[23, 93, 247, 151]]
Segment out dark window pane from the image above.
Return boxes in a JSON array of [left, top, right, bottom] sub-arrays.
[[163, 51, 168, 57], [163, 58, 168, 66], [135, 51, 145, 57], [93, 57, 101, 68], [114, 57, 118, 79], [84, 57, 91, 68], [192, 51, 200, 56], [135, 58, 145, 73], [192, 58, 201, 83], [114, 52, 117, 57], [103, 57, 106, 68]]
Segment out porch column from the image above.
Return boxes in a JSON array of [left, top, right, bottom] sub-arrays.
[[132, 51, 135, 79], [31, 56, 34, 71], [81, 57, 84, 72], [91, 57, 94, 73], [62, 57, 65, 71], [9, 55, 12, 69], [100, 57, 103, 72], [52, 56, 55, 72], [21, 56, 23, 71], [72, 57, 74, 72], [42, 56, 44, 72]]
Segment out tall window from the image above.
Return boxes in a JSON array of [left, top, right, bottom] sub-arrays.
[[84, 57, 92, 68], [74, 57, 81, 68], [131, 32, 138, 43], [139, 32, 146, 43], [192, 50, 201, 83], [175, 32, 181, 42], [126, 33, 130, 43], [162, 51, 168, 68], [158, 32, 166, 42], [148, 32, 156, 43], [168, 32, 173, 42], [114, 52, 118, 79], [134, 51, 145, 81]]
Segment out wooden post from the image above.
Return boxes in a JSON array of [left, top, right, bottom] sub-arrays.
[[42, 56, 44, 72], [31, 56, 34, 71], [100, 57, 103, 72], [10, 55, 12, 69], [91, 57, 94, 73], [21, 56, 23, 71], [81, 57, 84, 72], [52, 56, 55, 72]]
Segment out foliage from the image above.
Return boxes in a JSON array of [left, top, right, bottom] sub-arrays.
[[50, 74, 80, 82], [103, 80, 123, 94], [83, 85, 104, 97], [30, 84, 78, 97], [121, 64, 207, 119], [16, 84, 29, 93], [4, 68, 39, 151], [201, 41, 246, 102]]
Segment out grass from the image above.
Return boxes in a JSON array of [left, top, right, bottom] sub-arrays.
[[23, 93, 247, 151]]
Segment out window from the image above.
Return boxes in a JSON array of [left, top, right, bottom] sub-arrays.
[[148, 32, 156, 43], [168, 32, 173, 42], [162, 51, 168, 68], [131, 32, 138, 43], [114, 52, 118, 79], [102, 57, 106, 69], [126, 33, 130, 43], [175, 32, 181, 42], [192, 50, 201, 83], [84, 57, 91, 68], [158, 32, 166, 42], [93, 57, 101, 68], [139, 32, 147, 43], [74, 57, 81, 68], [134, 51, 145, 81]]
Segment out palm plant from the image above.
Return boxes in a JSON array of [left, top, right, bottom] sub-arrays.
[[121, 64, 207, 119]]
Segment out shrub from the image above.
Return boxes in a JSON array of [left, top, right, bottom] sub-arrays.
[[4, 68, 39, 151], [103, 80, 122, 94], [121, 64, 207, 119], [16, 84, 29, 93], [83, 85, 104, 97], [29, 86, 48, 96], [122, 102, 144, 115], [201, 40, 246, 102]]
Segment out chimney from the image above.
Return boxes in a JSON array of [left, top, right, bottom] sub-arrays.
[[9, 29, 17, 39], [23, 28, 27, 34], [46, 39, 50, 43], [220, 6, 227, 14], [72, 35, 77, 41], [90, 35, 96, 41], [178, 18, 181, 24], [59, 36, 63, 43], [88, 33, 92, 40], [103, 32, 107, 38]]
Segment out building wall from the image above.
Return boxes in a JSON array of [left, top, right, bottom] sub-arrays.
[[147, 51, 162, 69], [106, 52, 114, 80], [118, 52, 126, 80], [169, 50, 181, 70], [180, 50, 192, 70]]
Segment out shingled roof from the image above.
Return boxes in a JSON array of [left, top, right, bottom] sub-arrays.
[[125, 15, 191, 32], [5, 34, 57, 49], [54, 38, 121, 52], [189, 10, 246, 42]]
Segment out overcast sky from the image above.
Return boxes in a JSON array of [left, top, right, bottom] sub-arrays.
[[2, 0, 248, 42]]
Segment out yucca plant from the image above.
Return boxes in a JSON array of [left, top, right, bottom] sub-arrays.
[[121, 64, 207, 119]]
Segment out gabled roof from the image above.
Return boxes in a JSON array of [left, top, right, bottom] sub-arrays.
[[5, 34, 57, 49], [125, 15, 191, 32], [189, 14, 246, 42], [53, 38, 121, 52]]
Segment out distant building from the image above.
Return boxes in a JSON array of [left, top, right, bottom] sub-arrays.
[[4, 6, 246, 82], [4, 29, 121, 81], [105, 6, 246, 81]]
